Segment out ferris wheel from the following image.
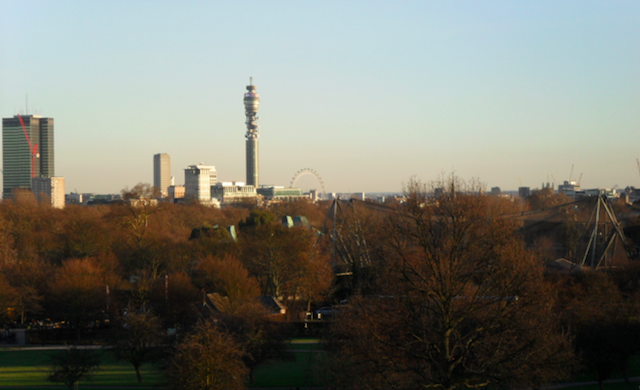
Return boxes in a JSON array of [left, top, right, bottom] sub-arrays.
[[290, 168, 326, 196]]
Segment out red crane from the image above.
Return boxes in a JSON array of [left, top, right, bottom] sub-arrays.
[[16, 114, 39, 178]]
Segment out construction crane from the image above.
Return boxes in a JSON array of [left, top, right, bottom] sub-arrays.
[[16, 114, 39, 178], [636, 158, 640, 183], [569, 164, 574, 182]]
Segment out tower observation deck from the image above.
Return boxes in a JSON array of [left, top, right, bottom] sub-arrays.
[[244, 78, 260, 187]]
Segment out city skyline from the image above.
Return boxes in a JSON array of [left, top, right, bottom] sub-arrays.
[[1, 2, 639, 195]]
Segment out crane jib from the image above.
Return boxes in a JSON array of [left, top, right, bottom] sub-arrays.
[[16, 114, 38, 178]]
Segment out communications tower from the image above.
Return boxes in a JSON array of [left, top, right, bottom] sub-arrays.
[[244, 78, 260, 187]]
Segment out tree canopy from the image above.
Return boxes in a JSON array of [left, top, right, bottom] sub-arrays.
[[327, 177, 576, 390]]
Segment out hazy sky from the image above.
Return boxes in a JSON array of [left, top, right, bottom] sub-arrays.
[[1, 1, 638, 194]]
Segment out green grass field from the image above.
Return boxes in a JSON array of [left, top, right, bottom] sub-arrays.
[[4, 342, 638, 390], [568, 383, 640, 390], [250, 339, 327, 388], [0, 348, 164, 388], [0, 340, 326, 389]]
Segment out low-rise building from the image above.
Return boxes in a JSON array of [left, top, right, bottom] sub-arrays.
[[168, 185, 185, 202], [257, 186, 307, 202], [211, 182, 257, 204]]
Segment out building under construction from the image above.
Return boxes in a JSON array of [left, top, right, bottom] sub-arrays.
[[2, 114, 54, 199]]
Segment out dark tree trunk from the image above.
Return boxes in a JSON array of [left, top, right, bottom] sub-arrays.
[[135, 365, 142, 383]]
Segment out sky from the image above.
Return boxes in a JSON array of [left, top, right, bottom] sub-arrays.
[[1, 1, 639, 194]]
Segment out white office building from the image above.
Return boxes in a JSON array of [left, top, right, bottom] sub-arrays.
[[184, 164, 217, 204], [211, 181, 257, 203]]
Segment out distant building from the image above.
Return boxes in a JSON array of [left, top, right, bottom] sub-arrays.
[[490, 187, 501, 196], [31, 177, 65, 208], [518, 187, 531, 198], [84, 193, 121, 205], [66, 192, 83, 205], [153, 153, 171, 197], [257, 186, 307, 202], [558, 181, 581, 199], [126, 197, 158, 208], [211, 182, 257, 203], [624, 187, 640, 204], [168, 185, 185, 202], [574, 188, 618, 200], [184, 164, 217, 204], [2, 114, 54, 199], [351, 192, 366, 201]]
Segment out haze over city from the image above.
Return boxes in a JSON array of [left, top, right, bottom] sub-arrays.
[[1, 1, 638, 195]]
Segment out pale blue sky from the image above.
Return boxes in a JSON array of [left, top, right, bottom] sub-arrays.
[[1, 1, 638, 194]]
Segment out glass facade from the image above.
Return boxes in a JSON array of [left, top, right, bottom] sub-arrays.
[[2, 115, 54, 199]]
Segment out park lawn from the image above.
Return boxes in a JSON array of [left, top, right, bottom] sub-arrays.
[[0, 341, 327, 389], [565, 382, 640, 390], [250, 350, 326, 388], [0, 349, 164, 387], [249, 339, 327, 388], [573, 354, 640, 384], [4, 344, 640, 389]]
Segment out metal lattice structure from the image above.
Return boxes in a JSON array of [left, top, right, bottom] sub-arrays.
[[509, 195, 631, 270]]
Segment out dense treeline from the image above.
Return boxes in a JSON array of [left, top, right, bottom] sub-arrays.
[[0, 191, 332, 330], [1, 180, 640, 390]]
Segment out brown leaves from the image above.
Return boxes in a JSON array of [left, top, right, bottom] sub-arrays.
[[49, 258, 121, 327], [194, 255, 262, 315], [168, 320, 248, 390], [240, 225, 331, 303]]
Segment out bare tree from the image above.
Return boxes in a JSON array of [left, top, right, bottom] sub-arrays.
[[47, 346, 102, 390], [327, 176, 575, 390], [112, 311, 164, 383]]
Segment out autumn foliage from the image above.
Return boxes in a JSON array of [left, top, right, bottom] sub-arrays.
[[327, 178, 576, 389], [1, 179, 640, 389]]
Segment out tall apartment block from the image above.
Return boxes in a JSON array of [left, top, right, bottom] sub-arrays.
[[32, 177, 65, 209], [2, 115, 54, 199], [153, 153, 171, 197], [244, 79, 260, 187], [184, 164, 217, 204]]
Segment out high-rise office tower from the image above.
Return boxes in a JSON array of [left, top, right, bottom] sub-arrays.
[[153, 153, 171, 197], [244, 79, 260, 187], [2, 114, 54, 199]]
